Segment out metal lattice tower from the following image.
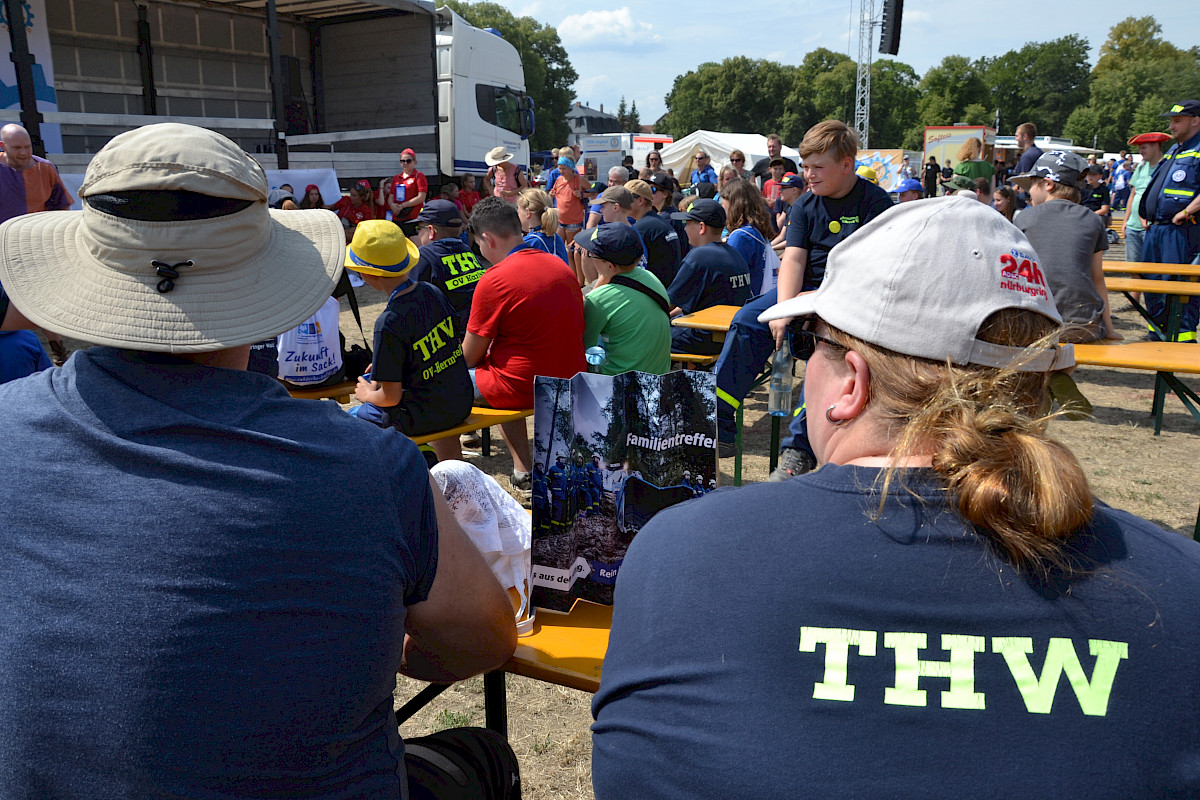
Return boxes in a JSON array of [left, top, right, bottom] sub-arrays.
[[853, 0, 875, 148]]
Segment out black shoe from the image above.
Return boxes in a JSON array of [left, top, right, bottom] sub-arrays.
[[717, 440, 737, 459], [769, 447, 816, 482]]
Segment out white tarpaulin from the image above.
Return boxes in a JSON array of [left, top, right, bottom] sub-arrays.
[[655, 131, 800, 184]]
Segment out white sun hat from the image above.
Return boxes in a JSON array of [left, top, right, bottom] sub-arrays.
[[759, 195, 1074, 372], [0, 123, 344, 353]]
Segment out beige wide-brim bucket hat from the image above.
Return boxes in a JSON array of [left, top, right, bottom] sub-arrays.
[[0, 122, 344, 353]]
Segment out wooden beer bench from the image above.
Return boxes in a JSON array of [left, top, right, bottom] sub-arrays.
[[409, 406, 534, 457], [283, 379, 356, 403], [1073, 340, 1200, 435]]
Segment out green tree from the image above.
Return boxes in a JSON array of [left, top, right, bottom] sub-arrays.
[[627, 101, 641, 132], [1065, 16, 1200, 151], [660, 57, 800, 138], [983, 36, 1091, 135], [443, 0, 577, 150], [869, 60, 920, 148], [915, 56, 989, 130]]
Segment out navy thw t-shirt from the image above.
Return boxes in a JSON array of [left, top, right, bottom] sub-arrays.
[[413, 237, 486, 331], [593, 464, 1200, 799], [785, 177, 893, 289], [666, 241, 752, 315]]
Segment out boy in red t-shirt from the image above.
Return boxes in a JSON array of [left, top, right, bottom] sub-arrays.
[[462, 197, 586, 488]]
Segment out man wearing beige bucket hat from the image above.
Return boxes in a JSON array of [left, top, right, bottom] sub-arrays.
[[482, 144, 528, 201], [0, 124, 518, 797]]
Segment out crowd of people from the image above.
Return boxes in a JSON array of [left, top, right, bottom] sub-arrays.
[[1, 96, 1199, 797]]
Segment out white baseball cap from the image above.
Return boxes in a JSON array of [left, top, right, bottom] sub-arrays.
[[759, 196, 1073, 372]]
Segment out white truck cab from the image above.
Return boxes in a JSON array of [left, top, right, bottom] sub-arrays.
[[436, 7, 534, 177]]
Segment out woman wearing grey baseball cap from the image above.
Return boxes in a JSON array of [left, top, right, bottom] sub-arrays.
[[593, 196, 1200, 798]]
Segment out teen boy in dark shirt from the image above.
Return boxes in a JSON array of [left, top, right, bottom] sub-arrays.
[[712, 120, 892, 468]]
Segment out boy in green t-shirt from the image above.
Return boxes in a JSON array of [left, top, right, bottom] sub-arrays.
[[575, 223, 672, 375]]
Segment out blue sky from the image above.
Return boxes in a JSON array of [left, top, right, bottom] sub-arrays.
[[495, 0, 1199, 129]]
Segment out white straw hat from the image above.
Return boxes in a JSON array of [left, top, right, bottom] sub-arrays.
[[759, 195, 1074, 372], [485, 146, 514, 166], [0, 123, 344, 353]]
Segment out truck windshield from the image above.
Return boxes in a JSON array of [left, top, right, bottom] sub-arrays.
[[476, 85, 529, 137]]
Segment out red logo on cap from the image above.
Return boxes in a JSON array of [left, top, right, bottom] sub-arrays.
[[998, 253, 1047, 299]]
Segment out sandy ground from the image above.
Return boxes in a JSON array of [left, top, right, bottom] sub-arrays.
[[36, 237, 1198, 799]]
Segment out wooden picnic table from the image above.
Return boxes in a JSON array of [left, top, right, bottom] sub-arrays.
[[669, 305, 741, 342]]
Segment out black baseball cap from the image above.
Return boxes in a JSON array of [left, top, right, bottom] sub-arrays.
[[672, 198, 726, 228], [574, 223, 642, 267], [416, 199, 463, 227], [1161, 99, 1200, 118], [645, 172, 673, 191]]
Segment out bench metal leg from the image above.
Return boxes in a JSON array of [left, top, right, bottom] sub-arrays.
[[733, 405, 743, 487], [395, 682, 451, 727], [483, 670, 507, 737], [482, 426, 491, 457]]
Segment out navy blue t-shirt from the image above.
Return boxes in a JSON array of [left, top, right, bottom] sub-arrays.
[[634, 209, 682, 288], [785, 177, 893, 289], [593, 464, 1200, 799], [1081, 181, 1111, 213], [0, 330, 50, 384], [373, 281, 472, 434], [0, 348, 439, 797], [666, 241, 752, 315], [413, 236, 486, 331]]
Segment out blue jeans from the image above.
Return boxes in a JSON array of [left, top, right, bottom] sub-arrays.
[[712, 289, 813, 458], [1125, 227, 1145, 264]]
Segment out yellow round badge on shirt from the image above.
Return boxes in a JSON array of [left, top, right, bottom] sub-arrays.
[[829, 220, 842, 234]]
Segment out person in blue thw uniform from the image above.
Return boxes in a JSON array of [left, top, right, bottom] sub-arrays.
[[1139, 98, 1200, 342], [666, 198, 752, 355], [411, 199, 486, 333]]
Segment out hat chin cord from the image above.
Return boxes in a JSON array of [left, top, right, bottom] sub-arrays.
[[151, 259, 193, 293]]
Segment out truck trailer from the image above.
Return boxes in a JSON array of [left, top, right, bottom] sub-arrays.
[[0, 0, 532, 187]]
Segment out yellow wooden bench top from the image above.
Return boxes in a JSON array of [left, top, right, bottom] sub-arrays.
[[284, 379, 356, 402], [505, 600, 611, 694], [1073, 340, 1200, 375], [1104, 261, 1200, 279], [408, 406, 533, 446], [1105, 277, 1200, 296], [671, 352, 718, 366]]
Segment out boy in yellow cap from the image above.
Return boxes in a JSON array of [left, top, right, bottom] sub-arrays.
[[346, 219, 472, 462]]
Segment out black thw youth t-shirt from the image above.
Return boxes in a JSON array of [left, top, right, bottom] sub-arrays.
[[785, 177, 893, 290], [413, 237, 486, 330]]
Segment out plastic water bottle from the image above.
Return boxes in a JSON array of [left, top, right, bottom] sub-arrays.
[[768, 339, 793, 417], [585, 345, 607, 368]]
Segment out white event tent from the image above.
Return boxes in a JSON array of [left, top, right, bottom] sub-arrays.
[[653, 131, 801, 183]]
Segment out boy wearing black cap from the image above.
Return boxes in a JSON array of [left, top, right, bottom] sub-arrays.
[[1080, 165, 1111, 225], [576, 223, 672, 375], [412, 198, 485, 332], [667, 198, 752, 355]]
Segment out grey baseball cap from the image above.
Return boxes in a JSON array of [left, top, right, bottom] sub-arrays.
[[758, 196, 1073, 372], [1010, 150, 1087, 189]]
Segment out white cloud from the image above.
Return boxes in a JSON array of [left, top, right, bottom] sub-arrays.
[[558, 7, 661, 47]]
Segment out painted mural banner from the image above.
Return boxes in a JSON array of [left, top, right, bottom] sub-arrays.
[[529, 369, 717, 612]]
